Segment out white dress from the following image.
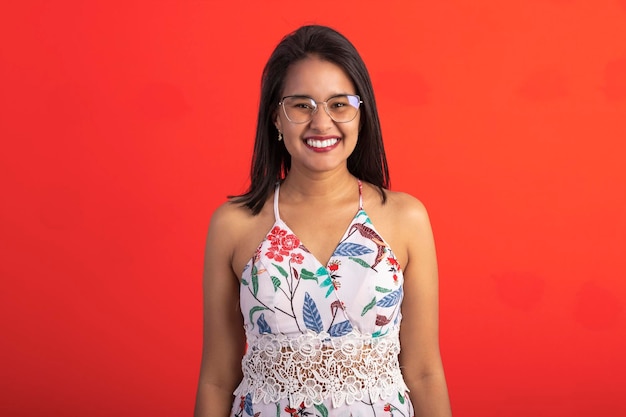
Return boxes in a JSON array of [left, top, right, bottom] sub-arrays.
[[232, 181, 414, 417]]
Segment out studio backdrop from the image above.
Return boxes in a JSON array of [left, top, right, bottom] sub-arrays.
[[1, 1, 625, 416]]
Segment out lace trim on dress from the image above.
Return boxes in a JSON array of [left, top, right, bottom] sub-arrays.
[[233, 329, 409, 408]]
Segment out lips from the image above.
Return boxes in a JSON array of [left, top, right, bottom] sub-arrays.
[[304, 136, 341, 151]]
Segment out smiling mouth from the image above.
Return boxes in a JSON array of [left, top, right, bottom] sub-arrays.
[[305, 138, 340, 149]]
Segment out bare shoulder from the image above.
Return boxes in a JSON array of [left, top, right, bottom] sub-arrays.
[[206, 199, 275, 276], [205, 201, 251, 266], [384, 189, 431, 225], [208, 200, 256, 235], [382, 190, 434, 252], [362, 183, 430, 226]]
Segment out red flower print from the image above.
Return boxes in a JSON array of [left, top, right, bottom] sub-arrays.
[[384, 403, 392, 412], [268, 226, 287, 246], [332, 279, 341, 290], [290, 252, 304, 264], [281, 234, 300, 250], [393, 273, 398, 283], [284, 402, 306, 417], [328, 260, 340, 272], [265, 227, 300, 262], [266, 245, 284, 262], [388, 256, 401, 271]]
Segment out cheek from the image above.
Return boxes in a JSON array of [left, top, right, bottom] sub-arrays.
[[283, 123, 304, 139], [281, 126, 306, 154], [344, 122, 361, 141]]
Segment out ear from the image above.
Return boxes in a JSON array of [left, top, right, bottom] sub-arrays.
[[273, 110, 283, 133]]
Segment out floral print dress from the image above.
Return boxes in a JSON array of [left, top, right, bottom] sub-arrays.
[[232, 181, 414, 417]]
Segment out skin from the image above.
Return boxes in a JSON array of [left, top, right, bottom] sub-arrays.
[[195, 55, 452, 417]]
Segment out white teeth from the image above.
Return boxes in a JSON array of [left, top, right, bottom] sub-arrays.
[[306, 138, 339, 148]]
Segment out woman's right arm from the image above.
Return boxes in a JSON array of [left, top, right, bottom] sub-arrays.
[[194, 204, 246, 417]]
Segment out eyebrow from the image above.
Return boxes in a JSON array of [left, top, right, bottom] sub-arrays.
[[282, 93, 355, 100]]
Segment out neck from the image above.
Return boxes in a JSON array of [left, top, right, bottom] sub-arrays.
[[280, 169, 357, 203]]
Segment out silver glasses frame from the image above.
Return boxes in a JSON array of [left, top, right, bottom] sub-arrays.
[[278, 94, 363, 124]]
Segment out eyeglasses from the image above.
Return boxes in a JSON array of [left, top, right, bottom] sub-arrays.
[[278, 94, 363, 124]]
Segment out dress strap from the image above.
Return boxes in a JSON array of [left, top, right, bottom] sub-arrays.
[[273, 182, 281, 222], [357, 179, 363, 210]]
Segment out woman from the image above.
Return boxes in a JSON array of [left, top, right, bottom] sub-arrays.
[[195, 25, 452, 417]]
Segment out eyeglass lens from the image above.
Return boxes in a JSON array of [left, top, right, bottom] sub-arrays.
[[281, 95, 361, 123]]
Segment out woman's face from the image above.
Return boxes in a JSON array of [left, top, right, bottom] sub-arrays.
[[274, 55, 360, 176]]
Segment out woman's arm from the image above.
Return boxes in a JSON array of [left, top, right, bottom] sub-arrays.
[[397, 195, 452, 417], [194, 204, 246, 417]]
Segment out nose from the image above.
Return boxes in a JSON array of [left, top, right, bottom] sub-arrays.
[[309, 101, 334, 131]]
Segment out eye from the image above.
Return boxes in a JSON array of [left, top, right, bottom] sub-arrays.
[[329, 96, 351, 110], [285, 97, 316, 110]]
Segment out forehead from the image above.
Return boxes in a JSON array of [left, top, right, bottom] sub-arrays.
[[281, 55, 356, 98]]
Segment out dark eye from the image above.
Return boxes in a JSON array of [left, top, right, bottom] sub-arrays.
[[286, 98, 315, 110], [329, 96, 352, 111]]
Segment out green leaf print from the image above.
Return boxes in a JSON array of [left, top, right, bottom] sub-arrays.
[[300, 268, 318, 282], [272, 263, 288, 278], [316, 266, 330, 278], [252, 273, 259, 297], [372, 328, 389, 338], [241, 278, 248, 286], [320, 276, 332, 288], [325, 285, 334, 298], [248, 306, 267, 329], [314, 403, 329, 417], [375, 286, 392, 293], [398, 391, 406, 404], [300, 268, 315, 279], [349, 256, 371, 268], [319, 276, 334, 298], [271, 276, 281, 291], [361, 296, 376, 316]]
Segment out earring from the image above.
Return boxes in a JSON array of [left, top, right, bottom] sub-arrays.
[[278, 132, 283, 141]]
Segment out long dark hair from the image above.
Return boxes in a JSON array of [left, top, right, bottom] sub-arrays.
[[230, 25, 390, 214]]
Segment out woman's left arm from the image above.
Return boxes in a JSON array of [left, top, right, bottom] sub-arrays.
[[396, 195, 452, 417]]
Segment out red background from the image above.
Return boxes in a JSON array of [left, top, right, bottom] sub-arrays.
[[1, 1, 625, 416]]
